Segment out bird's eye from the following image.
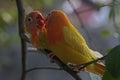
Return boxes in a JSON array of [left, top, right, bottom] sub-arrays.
[[27, 17, 33, 23], [48, 13, 51, 16]]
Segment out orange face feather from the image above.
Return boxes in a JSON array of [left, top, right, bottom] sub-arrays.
[[25, 11, 46, 48], [45, 10, 71, 45], [25, 11, 45, 34]]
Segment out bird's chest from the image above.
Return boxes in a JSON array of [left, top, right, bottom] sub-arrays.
[[47, 27, 64, 45], [49, 41, 88, 64], [30, 34, 41, 48]]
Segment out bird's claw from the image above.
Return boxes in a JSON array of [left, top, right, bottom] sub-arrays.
[[47, 53, 55, 63], [73, 65, 86, 72], [67, 62, 86, 72]]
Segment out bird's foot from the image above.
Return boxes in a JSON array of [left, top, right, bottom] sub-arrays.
[[67, 62, 76, 68], [67, 62, 86, 72], [47, 53, 55, 63], [73, 65, 86, 72]]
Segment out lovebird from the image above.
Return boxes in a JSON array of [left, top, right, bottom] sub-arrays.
[[25, 10, 105, 75], [25, 11, 49, 49], [45, 10, 105, 75]]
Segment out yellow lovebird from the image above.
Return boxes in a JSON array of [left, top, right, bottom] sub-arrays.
[[25, 11, 49, 49], [44, 10, 105, 75]]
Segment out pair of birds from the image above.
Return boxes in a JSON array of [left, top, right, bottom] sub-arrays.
[[25, 10, 105, 75]]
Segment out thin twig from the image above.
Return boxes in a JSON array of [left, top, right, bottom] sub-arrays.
[[79, 55, 107, 70], [26, 67, 62, 73], [15, 0, 27, 80], [63, 55, 106, 70], [28, 47, 106, 70]]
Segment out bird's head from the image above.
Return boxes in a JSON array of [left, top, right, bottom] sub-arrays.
[[25, 11, 45, 34], [45, 10, 71, 28]]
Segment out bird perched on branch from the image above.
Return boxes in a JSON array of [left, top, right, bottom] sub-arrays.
[[25, 11, 49, 49], [25, 10, 105, 75]]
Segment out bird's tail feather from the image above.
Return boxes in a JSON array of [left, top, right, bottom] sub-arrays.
[[87, 62, 105, 76], [94, 62, 105, 75]]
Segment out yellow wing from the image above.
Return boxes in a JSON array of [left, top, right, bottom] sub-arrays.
[[47, 25, 105, 75], [62, 25, 96, 60], [37, 27, 50, 49]]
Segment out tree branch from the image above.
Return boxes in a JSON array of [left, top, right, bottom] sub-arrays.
[[38, 49, 82, 80], [27, 47, 82, 80], [15, 0, 27, 80], [28, 47, 106, 70], [26, 67, 62, 73], [76, 55, 107, 70]]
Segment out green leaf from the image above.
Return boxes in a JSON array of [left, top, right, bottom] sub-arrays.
[[105, 45, 120, 78], [102, 71, 120, 80], [100, 29, 110, 36], [106, 48, 112, 53]]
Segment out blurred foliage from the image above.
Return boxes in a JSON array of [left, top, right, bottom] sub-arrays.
[[0, 0, 55, 29], [103, 71, 120, 80], [106, 48, 112, 53], [103, 45, 120, 80], [0, 8, 17, 29], [24, 0, 54, 8], [100, 29, 110, 36], [0, 31, 20, 48], [109, 0, 120, 28], [105, 45, 120, 78], [0, 0, 18, 48], [0, 56, 12, 70], [24, 0, 42, 9], [0, 0, 55, 48]]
